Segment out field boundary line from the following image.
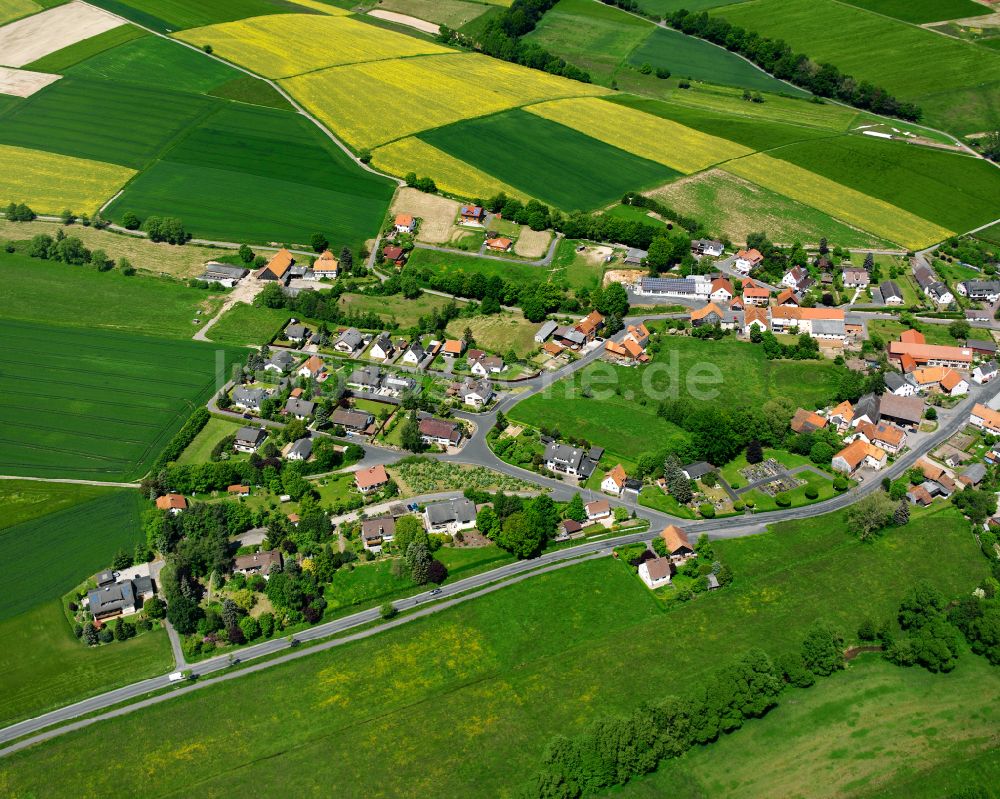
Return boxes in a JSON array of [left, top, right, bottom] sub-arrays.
[[0, 475, 140, 488]]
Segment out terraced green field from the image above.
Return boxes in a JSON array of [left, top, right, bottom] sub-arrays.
[[419, 109, 679, 209], [0, 504, 984, 797], [712, 0, 1000, 135], [0, 492, 142, 622], [769, 136, 1000, 237], [0, 319, 238, 481]]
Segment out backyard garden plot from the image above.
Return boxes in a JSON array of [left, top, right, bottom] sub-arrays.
[[0, 491, 141, 622], [371, 137, 529, 202], [85, 0, 327, 33], [0, 1, 123, 68], [0, 143, 135, 214], [649, 169, 892, 248], [0, 319, 236, 481], [723, 153, 951, 249], [65, 34, 237, 94], [105, 102, 394, 249], [281, 52, 609, 149], [712, 0, 1000, 135], [0, 505, 984, 798], [175, 12, 448, 79], [525, 96, 752, 173], [0, 76, 214, 169], [769, 136, 1000, 240], [419, 109, 678, 210], [629, 25, 805, 96]]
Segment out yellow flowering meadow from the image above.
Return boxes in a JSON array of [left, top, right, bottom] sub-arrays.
[[0, 145, 135, 214], [723, 153, 953, 249], [372, 137, 529, 201], [174, 13, 452, 79], [283, 52, 609, 149], [525, 96, 752, 173]]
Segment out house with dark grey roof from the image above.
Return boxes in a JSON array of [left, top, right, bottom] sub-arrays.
[[966, 339, 998, 357], [635, 276, 711, 299], [460, 378, 493, 408], [348, 365, 382, 391], [960, 463, 987, 487], [331, 408, 373, 432], [234, 426, 267, 453], [287, 437, 313, 461], [682, 461, 715, 480], [544, 442, 597, 479], [232, 386, 269, 411], [87, 570, 154, 621], [624, 248, 647, 265], [263, 350, 294, 374], [424, 498, 477, 534], [384, 374, 417, 395], [334, 327, 364, 353], [884, 372, 916, 397], [535, 320, 558, 343], [198, 262, 248, 287], [974, 360, 998, 385], [285, 323, 309, 342], [878, 280, 904, 305], [419, 418, 463, 447], [852, 393, 881, 426], [284, 397, 315, 419], [401, 342, 426, 365], [879, 394, 924, 428], [957, 280, 1000, 302], [369, 332, 395, 360]]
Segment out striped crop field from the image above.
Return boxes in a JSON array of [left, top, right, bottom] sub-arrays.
[[282, 52, 609, 149], [0, 319, 239, 482], [371, 137, 530, 201], [722, 153, 952, 249], [175, 12, 450, 79], [0, 143, 135, 214], [524, 96, 752, 173]]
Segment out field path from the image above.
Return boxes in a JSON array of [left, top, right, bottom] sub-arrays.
[[0, 475, 139, 488], [193, 278, 265, 342]]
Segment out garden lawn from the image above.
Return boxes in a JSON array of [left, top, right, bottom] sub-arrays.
[[0, 319, 239, 481], [711, 0, 1000, 135], [0, 253, 225, 336], [614, 655, 1000, 799], [638, 487, 697, 517], [207, 303, 291, 346], [741, 470, 838, 512], [106, 102, 394, 250], [649, 168, 891, 248], [509, 338, 845, 463], [407, 246, 549, 286], [769, 136, 1000, 239], [0, 492, 142, 621], [420, 109, 678, 209], [0, 600, 172, 726], [0, 503, 984, 797], [629, 26, 806, 96], [175, 417, 243, 465], [340, 291, 454, 328], [867, 319, 962, 347], [525, 0, 652, 83], [0, 480, 117, 530]]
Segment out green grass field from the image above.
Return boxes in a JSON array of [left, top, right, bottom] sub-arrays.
[[769, 136, 1000, 237], [105, 102, 394, 250], [0, 253, 224, 337], [629, 26, 806, 95], [0, 480, 117, 531], [0, 492, 142, 622], [444, 312, 540, 357], [406, 246, 551, 287], [839, 0, 989, 24], [419, 109, 680, 210], [525, 0, 652, 84], [0, 319, 237, 481], [509, 336, 846, 462], [650, 168, 891, 248], [0, 503, 984, 796], [175, 416, 243, 465], [24, 25, 149, 72], [85, 0, 314, 33], [206, 302, 291, 346], [0, 600, 172, 726], [376, 0, 492, 28], [339, 291, 455, 328], [614, 655, 1000, 799], [207, 74, 294, 109], [711, 0, 1000, 135]]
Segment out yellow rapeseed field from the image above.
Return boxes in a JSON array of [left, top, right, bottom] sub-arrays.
[[525, 97, 751, 173], [0, 145, 135, 214], [174, 13, 452, 79], [283, 52, 608, 149], [723, 153, 953, 249], [372, 137, 529, 201], [0, 0, 38, 25]]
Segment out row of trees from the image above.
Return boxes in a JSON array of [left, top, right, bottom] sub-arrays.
[[666, 9, 921, 120], [439, 0, 592, 84], [25, 229, 134, 274], [121, 211, 189, 244], [529, 623, 845, 797]]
